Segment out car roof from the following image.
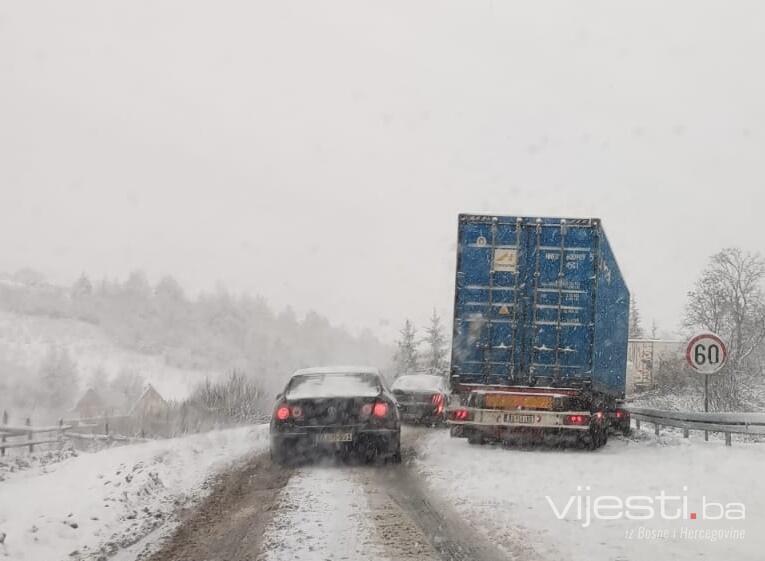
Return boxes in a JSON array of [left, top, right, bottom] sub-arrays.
[[292, 365, 380, 377]]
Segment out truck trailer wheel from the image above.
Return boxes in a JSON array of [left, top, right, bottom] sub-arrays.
[[582, 420, 607, 450], [466, 429, 485, 445]]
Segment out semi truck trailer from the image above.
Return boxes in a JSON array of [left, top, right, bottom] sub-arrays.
[[447, 214, 630, 449]]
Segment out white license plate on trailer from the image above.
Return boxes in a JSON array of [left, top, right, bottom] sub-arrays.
[[316, 432, 353, 443], [503, 414, 535, 424]]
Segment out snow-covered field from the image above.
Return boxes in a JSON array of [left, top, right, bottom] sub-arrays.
[[0, 311, 220, 401], [415, 429, 764, 561], [0, 425, 267, 561]]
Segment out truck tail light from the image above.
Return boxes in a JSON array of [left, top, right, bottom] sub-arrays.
[[452, 408, 471, 421], [564, 414, 590, 426]]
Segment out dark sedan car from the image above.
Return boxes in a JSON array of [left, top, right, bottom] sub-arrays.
[[391, 374, 449, 426], [270, 366, 401, 464]]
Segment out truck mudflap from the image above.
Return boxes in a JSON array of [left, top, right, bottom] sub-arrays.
[[448, 407, 602, 431]]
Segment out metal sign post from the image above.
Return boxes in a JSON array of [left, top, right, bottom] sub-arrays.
[[685, 332, 728, 442]]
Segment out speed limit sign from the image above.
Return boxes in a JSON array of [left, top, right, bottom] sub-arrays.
[[686, 332, 728, 374]]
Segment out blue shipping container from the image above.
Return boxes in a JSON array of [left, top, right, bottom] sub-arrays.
[[450, 214, 629, 398]]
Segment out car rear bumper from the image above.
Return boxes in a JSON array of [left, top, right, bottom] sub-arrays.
[[448, 408, 593, 430], [271, 426, 399, 454], [399, 408, 444, 424]]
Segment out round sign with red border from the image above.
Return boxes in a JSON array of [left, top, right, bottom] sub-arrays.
[[686, 332, 728, 374]]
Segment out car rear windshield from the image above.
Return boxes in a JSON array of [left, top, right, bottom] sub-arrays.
[[285, 372, 382, 399], [391, 374, 445, 392]]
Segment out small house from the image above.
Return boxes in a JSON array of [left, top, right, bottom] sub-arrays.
[[73, 388, 107, 419], [129, 384, 169, 417]]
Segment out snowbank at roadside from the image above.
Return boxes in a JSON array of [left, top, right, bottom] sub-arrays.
[[415, 429, 765, 561], [0, 425, 268, 561]]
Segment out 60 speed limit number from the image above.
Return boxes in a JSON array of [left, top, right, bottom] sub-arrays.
[[685, 333, 728, 375]]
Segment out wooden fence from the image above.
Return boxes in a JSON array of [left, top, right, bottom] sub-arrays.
[[0, 411, 71, 456], [1, 403, 243, 455]]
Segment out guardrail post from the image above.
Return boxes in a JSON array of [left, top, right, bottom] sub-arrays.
[[683, 428, 689, 438], [635, 418, 640, 430], [654, 423, 660, 436], [725, 433, 732, 447], [58, 418, 64, 441], [1, 410, 7, 456], [26, 417, 33, 453]]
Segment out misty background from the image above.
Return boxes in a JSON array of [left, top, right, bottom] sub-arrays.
[[2, 2, 765, 416]]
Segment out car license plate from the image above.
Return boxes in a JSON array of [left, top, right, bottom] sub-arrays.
[[316, 432, 353, 443], [503, 414, 535, 424]]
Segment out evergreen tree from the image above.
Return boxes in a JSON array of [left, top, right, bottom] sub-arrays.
[[37, 346, 80, 410], [71, 273, 93, 298], [422, 309, 448, 376], [629, 298, 644, 338], [394, 319, 418, 376]]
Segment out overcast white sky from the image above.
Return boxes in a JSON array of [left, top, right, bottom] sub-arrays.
[[1, 1, 764, 340]]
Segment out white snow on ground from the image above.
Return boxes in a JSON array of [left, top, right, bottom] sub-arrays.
[[0, 425, 267, 561], [260, 465, 394, 561], [0, 311, 220, 401], [415, 429, 765, 561]]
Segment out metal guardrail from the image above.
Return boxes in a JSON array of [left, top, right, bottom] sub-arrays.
[[626, 406, 765, 446]]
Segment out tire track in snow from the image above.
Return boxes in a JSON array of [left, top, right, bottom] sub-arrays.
[[258, 462, 439, 561]]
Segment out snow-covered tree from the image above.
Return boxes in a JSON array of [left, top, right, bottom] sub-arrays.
[[110, 368, 145, 411], [37, 346, 80, 410], [422, 309, 448, 376], [71, 273, 93, 298], [629, 298, 644, 338], [394, 319, 418, 376], [155, 275, 185, 302], [123, 270, 152, 301], [685, 248, 765, 409]]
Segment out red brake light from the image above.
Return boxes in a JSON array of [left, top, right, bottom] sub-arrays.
[[432, 393, 445, 413], [372, 402, 389, 417], [453, 408, 470, 421], [275, 406, 290, 421], [615, 410, 624, 419], [564, 414, 590, 426]]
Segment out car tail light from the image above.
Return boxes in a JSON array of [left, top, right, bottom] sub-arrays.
[[452, 408, 470, 421], [360, 403, 373, 417], [275, 405, 291, 421], [432, 393, 445, 414], [291, 405, 304, 419], [615, 409, 626, 419], [564, 414, 590, 426], [372, 402, 389, 418]]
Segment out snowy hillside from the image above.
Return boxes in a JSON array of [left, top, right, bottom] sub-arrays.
[[0, 311, 221, 406]]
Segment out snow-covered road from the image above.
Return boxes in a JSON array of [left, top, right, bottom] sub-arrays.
[[414, 429, 765, 561], [260, 464, 440, 561], [2, 425, 763, 561]]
